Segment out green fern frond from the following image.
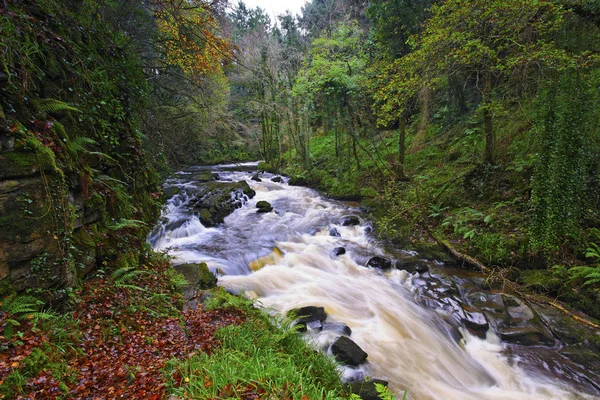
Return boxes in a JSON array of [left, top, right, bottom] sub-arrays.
[[568, 265, 600, 286], [31, 98, 81, 115], [29, 311, 57, 321], [1, 295, 44, 315], [65, 137, 97, 158], [108, 218, 147, 231]]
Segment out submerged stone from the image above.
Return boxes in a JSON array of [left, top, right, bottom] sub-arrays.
[[329, 228, 341, 237]]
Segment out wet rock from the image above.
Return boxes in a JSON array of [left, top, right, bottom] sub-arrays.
[[288, 306, 327, 332], [364, 226, 373, 234], [365, 256, 393, 270], [348, 379, 389, 400], [173, 262, 217, 305], [331, 336, 368, 366], [256, 200, 273, 213], [329, 228, 341, 237], [488, 296, 555, 346], [497, 326, 554, 346], [306, 320, 323, 331], [271, 176, 282, 183], [212, 173, 221, 180], [465, 292, 505, 314], [323, 322, 352, 336], [461, 308, 489, 335], [340, 215, 360, 226], [251, 173, 262, 182], [189, 170, 214, 182], [191, 181, 256, 227], [163, 186, 181, 199], [333, 247, 346, 256], [396, 260, 428, 274], [175, 262, 217, 291]]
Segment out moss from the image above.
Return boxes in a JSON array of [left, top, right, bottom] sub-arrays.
[[0, 151, 54, 179], [0, 279, 16, 297], [196, 262, 218, 289]]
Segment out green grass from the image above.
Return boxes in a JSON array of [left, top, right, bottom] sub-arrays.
[[164, 292, 347, 399]]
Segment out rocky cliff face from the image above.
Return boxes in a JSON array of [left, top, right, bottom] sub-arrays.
[[0, 0, 161, 298], [0, 124, 105, 294]]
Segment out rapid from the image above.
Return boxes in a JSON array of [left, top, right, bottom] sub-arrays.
[[149, 162, 599, 400]]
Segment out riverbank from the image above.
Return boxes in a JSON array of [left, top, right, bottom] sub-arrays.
[[0, 252, 350, 399]]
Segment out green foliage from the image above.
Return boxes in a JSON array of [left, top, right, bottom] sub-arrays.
[[530, 69, 597, 257], [569, 243, 600, 286], [165, 292, 344, 399]]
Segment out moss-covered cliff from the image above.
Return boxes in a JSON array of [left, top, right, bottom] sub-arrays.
[[0, 0, 161, 300]]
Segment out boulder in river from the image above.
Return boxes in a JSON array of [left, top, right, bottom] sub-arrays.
[[251, 173, 262, 182], [163, 186, 181, 200], [396, 260, 429, 274], [191, 181, 256, 227], [256, 200, 273, 213], [331, 336, 368, 366], [340, 215, 360, 226], [188, 170, 215, 182], [347, 379, 389, 400], [271, 176, 283, 183], [333, 247, 346, 256], [365, 256, 393, 270], [288, 306, 327, 332]]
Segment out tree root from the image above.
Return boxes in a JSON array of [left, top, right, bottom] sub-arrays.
[[428, 230, 489, 272], [429, 230, 600, 331]]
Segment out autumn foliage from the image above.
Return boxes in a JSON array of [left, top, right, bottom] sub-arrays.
[[153, 0, 232, 81]]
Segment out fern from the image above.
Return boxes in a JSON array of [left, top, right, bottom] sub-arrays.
[[569, 266, 600, 286], [111, 266, 152, 285], [65, 136, 97, 158], [108, 218, 147, 231], [31, 98, 81, 116], [568, 242, 600, 286], [1, 295, 44, 315]]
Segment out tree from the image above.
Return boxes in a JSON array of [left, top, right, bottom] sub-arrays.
[[377, 0, 570, 165], [293, 22, 369, 169]]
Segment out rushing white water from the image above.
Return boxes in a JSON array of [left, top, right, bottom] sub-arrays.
[[150, 163, 599, 400]]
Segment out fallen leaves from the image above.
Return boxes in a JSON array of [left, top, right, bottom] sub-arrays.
[[0, 259, 245, 399]]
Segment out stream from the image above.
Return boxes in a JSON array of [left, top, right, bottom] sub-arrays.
[[149, 162, 600, 400]]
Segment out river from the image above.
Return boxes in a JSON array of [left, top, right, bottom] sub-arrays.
[[149, 162, 600, 400]]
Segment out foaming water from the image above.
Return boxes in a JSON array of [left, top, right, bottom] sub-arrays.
[[151, 163, 598, 400]]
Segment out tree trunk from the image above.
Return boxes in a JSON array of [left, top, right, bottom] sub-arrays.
[[483, 73, 495, 165], [484, 105, 495, 164], [398, 116, 406, 178]]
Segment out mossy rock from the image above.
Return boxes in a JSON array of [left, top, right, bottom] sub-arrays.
[[191, 181, 256, 227], [174, 262, 217, 290]]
